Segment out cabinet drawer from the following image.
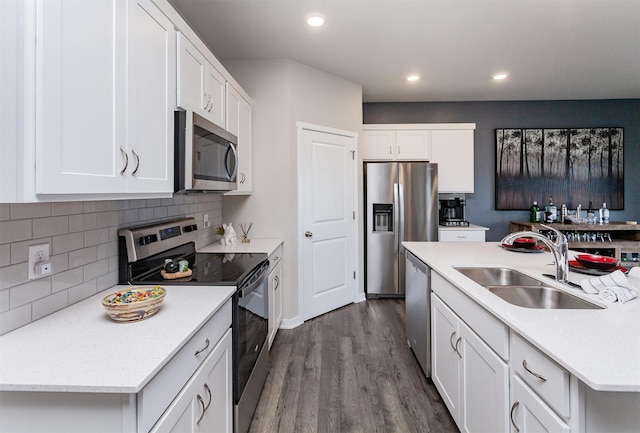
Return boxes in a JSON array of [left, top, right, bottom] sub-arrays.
[[138, 298, 232, 432], [439, 230, 485, 242], [511, 332, 570, 418], [432, 272, 509, 359], [268, 244, 283, 274]]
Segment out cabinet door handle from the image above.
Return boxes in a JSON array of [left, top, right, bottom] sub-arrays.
[[120, 147, 128, 175], [131, 149, 140, 175], [455, 337, 462, 358], [389, 145, 392, 155], [274, 275, 280, 290], [449, 331, 458, 352], [196, 394, 206, 424], [510, 400, 520, 432], [203, 92, 210, 111], [207, 94, 213, 112], [194, 338, 210, 356], [522, 359, 547, 381], [203, 383, 212, 411]]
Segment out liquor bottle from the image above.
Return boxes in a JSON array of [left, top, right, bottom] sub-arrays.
[[587, 201, 595, 224], [602, 202, 610, 224], [547, 196, 557, 222], [529, 201, 539, 222]]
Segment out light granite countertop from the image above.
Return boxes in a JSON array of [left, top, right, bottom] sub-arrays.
[[403, 241, 640, 392], [0, 284, 235, 393]]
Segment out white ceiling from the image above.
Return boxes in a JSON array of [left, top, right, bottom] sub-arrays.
[[169, 0, 640, 103]]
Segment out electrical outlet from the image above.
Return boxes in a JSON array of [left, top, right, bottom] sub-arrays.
[[204, 213, 210, 228], [28, 243, 51, 280]]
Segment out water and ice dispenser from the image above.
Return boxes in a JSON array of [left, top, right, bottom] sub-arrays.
[[373, 204, 393, 232]]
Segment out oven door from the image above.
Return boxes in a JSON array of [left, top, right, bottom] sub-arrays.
[[233, 264, 269, 403]]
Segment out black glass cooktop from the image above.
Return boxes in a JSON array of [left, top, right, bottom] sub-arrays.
[[127, 246, 267, 286]]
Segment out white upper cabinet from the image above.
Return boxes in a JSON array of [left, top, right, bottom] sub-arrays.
[[225, 83, 253, 195], [177, 32, 225, 128], [361, 124, 475, 193], [396, 130, 432, 160], [431, 129, 475, 193], [35, 0, 175, 195], [361, 129, 431, 160], [126, 0, 176, 193]]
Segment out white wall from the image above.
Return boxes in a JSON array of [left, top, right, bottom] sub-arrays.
[[222, 59, 362, 326]]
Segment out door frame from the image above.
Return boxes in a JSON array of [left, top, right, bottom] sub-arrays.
[[296, 121, 360, 322]]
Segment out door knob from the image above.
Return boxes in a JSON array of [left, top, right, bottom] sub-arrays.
[[305, 231, 313, 238]]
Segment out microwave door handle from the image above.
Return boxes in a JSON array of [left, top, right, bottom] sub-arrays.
[[225, 143, 238, 181]]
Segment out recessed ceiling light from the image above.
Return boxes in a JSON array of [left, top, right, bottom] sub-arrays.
[[306, 13, 326, 27], [407, 75, 420, 82], [493, 72, 508, 80]]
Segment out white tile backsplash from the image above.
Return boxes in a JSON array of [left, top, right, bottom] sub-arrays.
[[0, 195, 222, 335]]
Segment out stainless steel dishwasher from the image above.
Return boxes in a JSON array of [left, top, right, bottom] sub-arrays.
[[405, 250, 431, 377]]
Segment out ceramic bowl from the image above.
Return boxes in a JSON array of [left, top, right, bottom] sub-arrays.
[[574, 254, 618, 270], [102, 286, 166, 322], [513, 237, 537, 249]]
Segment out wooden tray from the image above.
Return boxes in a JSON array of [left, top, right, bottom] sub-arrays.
[[160, 269, 192, 279]]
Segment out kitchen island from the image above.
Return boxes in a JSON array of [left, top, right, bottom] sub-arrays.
[[403, 241, 640, 433]]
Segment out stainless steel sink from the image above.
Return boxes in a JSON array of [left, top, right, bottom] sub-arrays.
[[455, 267, 544, 287], [454, 267, 602, 310]]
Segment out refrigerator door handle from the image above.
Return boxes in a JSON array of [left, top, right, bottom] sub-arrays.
[[398, 182, 405, 248], [393, 182, 399, 254]]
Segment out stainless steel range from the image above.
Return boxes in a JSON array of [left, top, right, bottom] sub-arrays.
[[118, 217, 269, 433]]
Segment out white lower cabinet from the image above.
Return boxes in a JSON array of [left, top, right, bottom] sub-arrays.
[[0, 300, 233, 433], [510, 375, 570, 433], [151, 329, 232, 433], [438, 228, 487, 242], [432, 293, 509, 433], [268, 245, 284, 348]]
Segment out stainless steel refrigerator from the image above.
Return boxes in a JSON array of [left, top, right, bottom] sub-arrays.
[[364, 162, 438, 297]]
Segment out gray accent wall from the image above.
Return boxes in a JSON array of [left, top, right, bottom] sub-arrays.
[[363, 99, 640, 241]]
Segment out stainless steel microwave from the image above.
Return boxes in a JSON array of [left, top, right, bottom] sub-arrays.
[[174, 111, 238, 193]]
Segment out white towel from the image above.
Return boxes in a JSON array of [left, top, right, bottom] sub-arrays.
[[580, 270, 638, 303]]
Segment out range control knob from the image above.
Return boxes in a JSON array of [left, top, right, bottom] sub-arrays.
[[138, 234, 158, 246], [183, 224, 198, 233]]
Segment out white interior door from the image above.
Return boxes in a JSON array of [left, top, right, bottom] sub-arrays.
[[299, 124, 357, 321]]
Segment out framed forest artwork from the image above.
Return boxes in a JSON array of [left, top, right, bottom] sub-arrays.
[[495, 128, 624, 210]]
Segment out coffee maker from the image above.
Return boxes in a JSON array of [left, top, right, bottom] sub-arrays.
[[439, 197, 469, 226]]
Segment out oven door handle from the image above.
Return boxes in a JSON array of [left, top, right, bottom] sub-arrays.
[[238, 262, 269, 298]]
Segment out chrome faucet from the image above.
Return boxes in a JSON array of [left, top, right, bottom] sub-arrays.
[[501, 224, 570, 284]]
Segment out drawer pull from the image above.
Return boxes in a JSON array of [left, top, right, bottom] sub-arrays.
[[194, 338, 210, 356], [510, 400, 520, 432], [204, 383, 212, 411], [522, 359, 547, 381], [196, 394, 206, 424], [455, 337, 462, 358]]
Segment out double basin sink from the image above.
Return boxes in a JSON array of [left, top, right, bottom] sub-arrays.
[[455, 267, 602, 309]]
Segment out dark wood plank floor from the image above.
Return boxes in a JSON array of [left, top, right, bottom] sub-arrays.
[[249, 299, 458, 433]]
